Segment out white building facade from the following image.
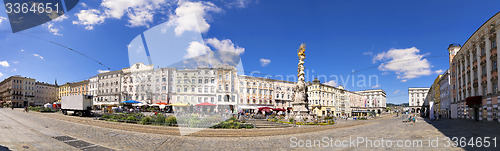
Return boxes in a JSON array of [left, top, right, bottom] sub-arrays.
[[408, 87, 430, 113]]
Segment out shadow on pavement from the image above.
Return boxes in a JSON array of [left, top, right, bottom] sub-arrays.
[[423, 118, 500, 151], [0, 145, 11, 151]]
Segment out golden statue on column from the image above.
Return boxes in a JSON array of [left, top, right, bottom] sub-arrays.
[[291, 43, 311, 120]]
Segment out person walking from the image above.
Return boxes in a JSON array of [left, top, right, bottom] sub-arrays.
[[24, 106, 28, 113], [412, 116, 416, 124]]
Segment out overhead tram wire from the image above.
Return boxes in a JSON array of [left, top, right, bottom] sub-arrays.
[[14, 32, 112, 70]]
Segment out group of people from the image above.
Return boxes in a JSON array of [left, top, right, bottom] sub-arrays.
[[408, 115, 417, 124]]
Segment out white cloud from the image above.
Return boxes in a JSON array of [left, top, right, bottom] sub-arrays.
[[167, 1, 221, 36], [434, 69, 444, 74], [0, 16, 6, 25], [259, 58, 271, 67], [33, 54, 44, 60], [0, 61, 9, 67], [371, 84, 380, 88], [206, 38, 244, 54], [73, 0, 169, 29], [373, 47, 432, 81], [81, 2, 88, 8], [13, 61, 19, 64], [393, 90, 400, 94], [323, 80, 337, 87], [20, 49, 25, 52], [12, 68, 17, 72], [45, 22, 63, 36], [98, 70, 110, 73], [0, 72, 3, 77], [72, 9, 106, 30], [227, 0, 252, 8], [185, 41, 211, 58]]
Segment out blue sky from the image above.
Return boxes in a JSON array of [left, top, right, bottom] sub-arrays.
[[1, 0, 500, 104]]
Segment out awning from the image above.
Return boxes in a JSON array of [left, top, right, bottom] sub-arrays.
[[171, 103, 190, 107], [466, 96, 482, 107], [122, 100, 141, 104], [272, 108, 286, 112], [258, 107, 273, 110], [195, 102, 216, 106]]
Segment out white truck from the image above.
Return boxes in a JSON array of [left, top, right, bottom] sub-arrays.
[[61, 95, 93, 116]]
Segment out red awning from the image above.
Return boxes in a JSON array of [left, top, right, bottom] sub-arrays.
[[272, 108, 286, 111], [466, 96, 482, 107], [258, 107, 273, 110], [156, 102, 168, 105], [195, 102, 216, 106]]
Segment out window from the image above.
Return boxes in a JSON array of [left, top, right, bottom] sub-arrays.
[[493, 60, 498, 71], [493, 82, 498, 94], [481, 46, 485, 56], [482, 66, 487, 76], [492, 39, 497, 49], [483, 86, 487, 96]]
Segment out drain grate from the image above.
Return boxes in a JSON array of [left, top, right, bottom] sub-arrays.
[[52, 136, 114, 151], [53, 136, 76, 142], [65, 140, 94, 148]]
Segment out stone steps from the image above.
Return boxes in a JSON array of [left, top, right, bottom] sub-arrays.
[[248, 119, 293, 128]]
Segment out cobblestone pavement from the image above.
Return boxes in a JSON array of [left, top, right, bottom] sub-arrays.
[[1, 109, 499, 150]]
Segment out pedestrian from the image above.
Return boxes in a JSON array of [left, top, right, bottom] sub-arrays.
[[11, 105, 14, 110], [412, 116, 416, 124], [24, 106, 28, 113]]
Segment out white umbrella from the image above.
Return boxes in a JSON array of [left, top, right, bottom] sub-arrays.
[[133, 103, 148, 106]]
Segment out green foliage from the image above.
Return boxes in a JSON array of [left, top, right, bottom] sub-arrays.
[[126, 116, 137, 121], [166, 116, 177, 125], [27, 106, 56, 112], [211, 118, 253, 129], [140, 116, 152, 125], [152, 114, 166, 124]]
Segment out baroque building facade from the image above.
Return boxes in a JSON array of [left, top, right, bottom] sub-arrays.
[[450, 12, 500, 122]]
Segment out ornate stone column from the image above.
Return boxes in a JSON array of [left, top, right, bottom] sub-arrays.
[[470, 49, 475, 96]]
